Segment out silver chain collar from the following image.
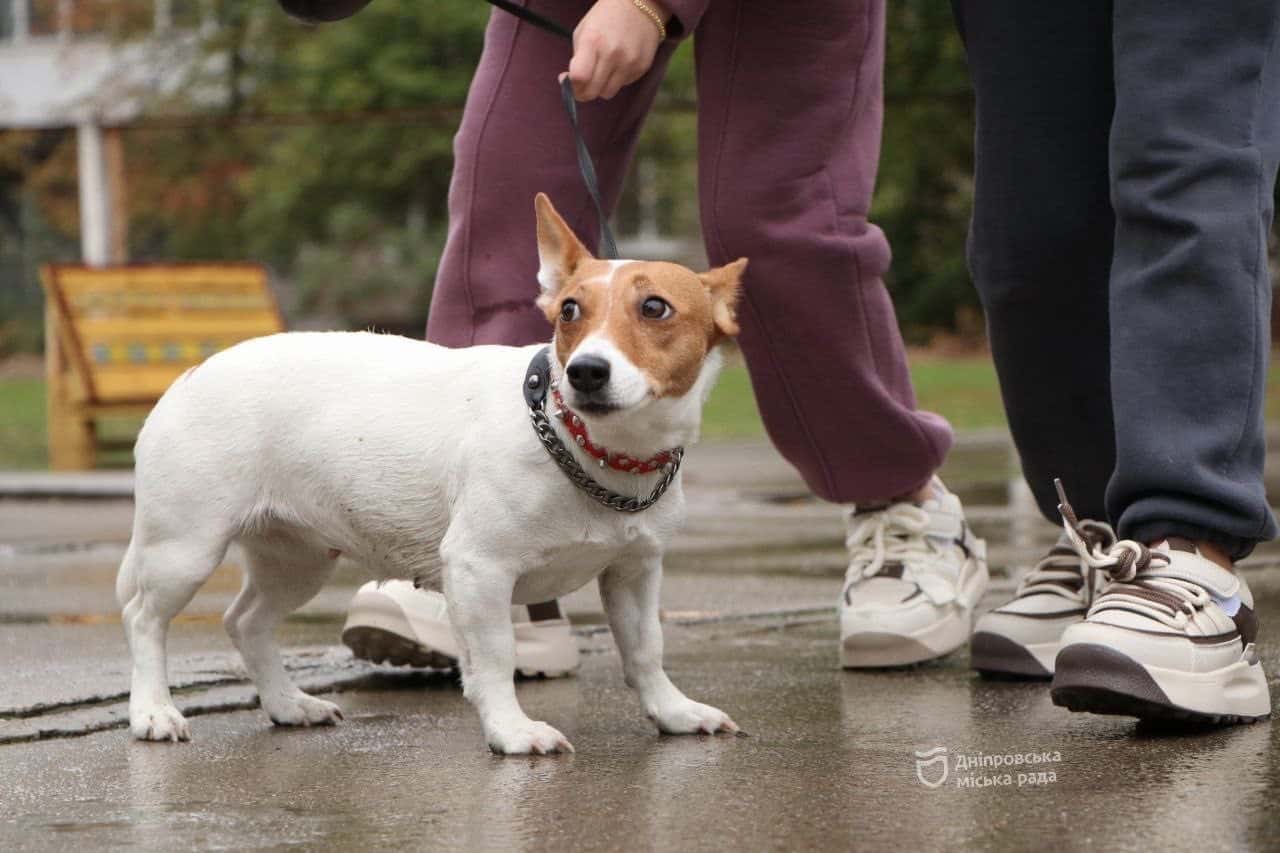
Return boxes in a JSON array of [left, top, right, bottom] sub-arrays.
[[525, 359, 683, 513]]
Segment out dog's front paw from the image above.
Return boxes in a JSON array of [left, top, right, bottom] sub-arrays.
[[130, 702, 191, 742], [650, 700, 739, 736], [263, 692, 344, 728], [486, 720, 574, 755]]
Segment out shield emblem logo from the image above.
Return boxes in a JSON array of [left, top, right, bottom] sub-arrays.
[[914, 747, 949, 788]]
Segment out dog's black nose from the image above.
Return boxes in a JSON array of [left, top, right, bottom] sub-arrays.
[[566, 356, 611, 393]]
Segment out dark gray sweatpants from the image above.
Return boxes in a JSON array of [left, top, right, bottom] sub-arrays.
[[952, 0, 1280, 559]]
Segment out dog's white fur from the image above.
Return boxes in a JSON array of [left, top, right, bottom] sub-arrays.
[[119, 220, 739, 754]]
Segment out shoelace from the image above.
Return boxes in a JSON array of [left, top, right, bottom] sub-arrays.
[[1016, 520, 1115, 605], [1054, 479, 1207, 630], [845, 502, 960, 605]]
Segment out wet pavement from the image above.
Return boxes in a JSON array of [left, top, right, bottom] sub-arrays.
[[3, 438, 1280, 851]]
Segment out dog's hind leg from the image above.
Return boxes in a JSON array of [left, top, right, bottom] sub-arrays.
[[121, 532, 231, 742], [224, 536, 344, 727]]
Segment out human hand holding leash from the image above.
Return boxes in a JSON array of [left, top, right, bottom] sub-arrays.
[[567, 0, 671, 101]]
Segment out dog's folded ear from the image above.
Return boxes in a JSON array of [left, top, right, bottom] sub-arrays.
[[699, 258, 748, 339], [534, 193, 593, 310]]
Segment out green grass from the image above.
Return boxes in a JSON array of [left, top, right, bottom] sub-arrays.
[[0, 378, 144, 470], [699, 359, 763, 440], [0, 378, 47, 470], [700, 355, 1008, 440], [907, 357, 1008, 432], [8, 355, 1280, 469], [704, 354, 1280, 439]]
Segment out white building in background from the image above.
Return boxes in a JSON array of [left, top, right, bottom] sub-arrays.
[[0, 2, 696, 268], [0, 0, 201, 264]]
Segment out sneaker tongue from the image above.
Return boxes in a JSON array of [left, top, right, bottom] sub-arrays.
[[1163, 536, 1197, 553]]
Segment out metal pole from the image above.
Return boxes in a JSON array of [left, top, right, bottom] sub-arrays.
[[104, 127, 128, 263], [76, 120, 111, 267], [56, 0, 70, 40], [155, 0, 171, 33], [12, 0, 30, 41]]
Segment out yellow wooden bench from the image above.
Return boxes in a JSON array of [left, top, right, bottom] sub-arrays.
[[41, 263, 285, 470]]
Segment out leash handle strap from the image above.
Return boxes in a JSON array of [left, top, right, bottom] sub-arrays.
[[481, 1, 619, 259], [558, 76, 620, 260]]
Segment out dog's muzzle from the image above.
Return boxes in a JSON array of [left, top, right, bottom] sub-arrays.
[[524, 346, 683, 513]]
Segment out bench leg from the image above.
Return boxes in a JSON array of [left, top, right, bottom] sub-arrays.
[[45, 305, 96, 471], [48, 407, 96, 471]]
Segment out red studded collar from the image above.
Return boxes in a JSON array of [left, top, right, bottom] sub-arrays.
[[550, 389, 678, 475]]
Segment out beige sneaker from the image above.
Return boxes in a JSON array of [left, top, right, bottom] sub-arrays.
[[341, 581, 580, 678], [840, 478, 988, 668], [970, 522, 1114, 679], [1051, 537, 1269, 724], [1049, 482, 1269, 724]]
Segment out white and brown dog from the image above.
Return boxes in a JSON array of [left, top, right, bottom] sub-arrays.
[[118, 194, 746, 754]]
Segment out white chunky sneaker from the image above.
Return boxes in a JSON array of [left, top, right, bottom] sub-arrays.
[[840, 478, 989, 668], [342, 581, 580, 678], [970, 521, 1114, 679], [1049, 484, 1271, 724]]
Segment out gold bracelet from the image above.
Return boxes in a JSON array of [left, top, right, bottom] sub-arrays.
[[632, 0, 667, 40]]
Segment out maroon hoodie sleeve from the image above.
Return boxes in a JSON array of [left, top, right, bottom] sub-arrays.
[[660, 0, 710, 39]]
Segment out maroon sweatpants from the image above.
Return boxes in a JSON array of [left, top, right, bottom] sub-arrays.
[[426, 0, 952, 504]]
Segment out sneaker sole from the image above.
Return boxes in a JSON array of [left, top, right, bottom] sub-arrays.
[[343, 586, 580, 678], [970, 631, 1053, 681], [840, 633, 947, 668], [1051, 644, 1271, 725], [342, 625, 578, 679], [841, 604, 974, 668], [841, 556, 989, 669], [342, 625, 458, 669]]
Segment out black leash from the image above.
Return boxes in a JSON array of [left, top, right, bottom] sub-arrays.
[[489, 6, 658, 496], [558, 77, 619, 259], [483, 0, 620, 259]]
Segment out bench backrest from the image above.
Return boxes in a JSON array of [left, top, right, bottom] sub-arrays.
[[42, 264, 284, 404]]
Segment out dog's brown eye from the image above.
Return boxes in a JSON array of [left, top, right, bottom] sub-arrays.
[[640, 297, 672, 320], [559, 300, 581, 323]]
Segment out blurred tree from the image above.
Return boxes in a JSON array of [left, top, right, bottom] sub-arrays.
[[110, 0, 978, 338], [120, 0, 491, 328], [0, 130, 79, 355], [877, 0, 978, 342]]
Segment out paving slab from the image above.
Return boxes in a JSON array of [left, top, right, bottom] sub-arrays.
[[2, 608, 1279, 852], [4, 437, 1280, 850]]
